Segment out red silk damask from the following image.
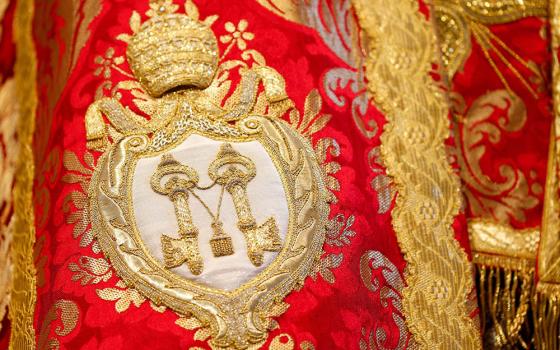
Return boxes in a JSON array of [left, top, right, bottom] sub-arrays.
[[451, 17, 551, 230], [0, 0, 481, 349]]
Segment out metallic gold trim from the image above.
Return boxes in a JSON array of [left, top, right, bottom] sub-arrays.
[[533, 1, 560, 348], [351, 0, 481, 348], [533, 285, 560, 350], [9, 0, 38, 347], [461, 0, 548, 24], [539, 0, 560, 286], [469, 220, 540, 260], [473, 252, 534, 272], [474, 253, 534, 348]]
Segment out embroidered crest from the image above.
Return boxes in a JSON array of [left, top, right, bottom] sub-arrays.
[[85, 2, 329, 348]]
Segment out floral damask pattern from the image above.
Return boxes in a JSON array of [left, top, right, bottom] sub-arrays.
[[451, 90, 540, 224], [359, 250, 415, 350]]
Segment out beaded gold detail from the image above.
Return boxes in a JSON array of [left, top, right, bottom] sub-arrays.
[[151, 154, 204, 274], [208, 143, 281, 266], [126, 6, 218, 96]]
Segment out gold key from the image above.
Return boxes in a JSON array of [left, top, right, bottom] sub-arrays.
[[209, 143, 281, 266], [151, 154, 204, 275]]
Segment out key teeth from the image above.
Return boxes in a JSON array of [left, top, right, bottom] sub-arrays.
[[243, 217, 282, 267], [248, 250, 264, 267], [160, 234, 204, 275], [261, 217, 282, 252]]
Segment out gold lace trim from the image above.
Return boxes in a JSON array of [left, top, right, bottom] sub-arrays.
[[469, 219, 540, 260], [9, 0, 38, 348], [351, 0, 481, 348]]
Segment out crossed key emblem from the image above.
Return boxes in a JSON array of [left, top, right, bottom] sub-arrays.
[[150, 143, 282, 275]]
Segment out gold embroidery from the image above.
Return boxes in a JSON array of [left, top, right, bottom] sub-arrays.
[[87, 2, 329, 348], [151, 154, 205, 273], [37, 300, 79, 350], [434, 0, 546, 92], [209, 143, 281, 265], [461, 0, 547, 24], [539, 0, 560, 287], [352, 0, 481, 348], [434, 2, 472, 77], [0, 77, 19, 331], [9, 0, 38, 347], [535, 1, 560, 348]]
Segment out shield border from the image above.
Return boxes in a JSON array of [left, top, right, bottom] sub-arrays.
[[89, 115, 329, 348]]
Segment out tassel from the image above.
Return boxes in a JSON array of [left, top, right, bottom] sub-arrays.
[[210, 221, 234, 257]]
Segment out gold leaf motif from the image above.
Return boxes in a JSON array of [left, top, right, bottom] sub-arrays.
[[129, 11, 141, 33], [325, 214, 355, 247], [314, 138, 341, 203], [270, 334, 295, 350], [184, 0, 199, 21], [194, 327, 212, 341], [62, 150, 98, 251], [96, 280, 146, 313], [37, 300, 80, 350], [68, 256, 112, 285]]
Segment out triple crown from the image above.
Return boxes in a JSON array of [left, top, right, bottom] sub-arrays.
[[126, 13, 219, 97]]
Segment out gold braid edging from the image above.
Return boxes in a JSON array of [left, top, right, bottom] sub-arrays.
[[351, 0, 481, 348], [9, 0, 38, 347], [533, 0, 560, 348]]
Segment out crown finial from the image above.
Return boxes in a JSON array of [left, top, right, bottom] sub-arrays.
[[126, 0, 219, 97]]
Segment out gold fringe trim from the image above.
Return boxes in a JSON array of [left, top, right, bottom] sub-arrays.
[[351, 0, 481, 348], [534, 283, 560, 350], [474, 254, 534, 349], [9, 0, 38, 347], [474, 255, 560, 349]]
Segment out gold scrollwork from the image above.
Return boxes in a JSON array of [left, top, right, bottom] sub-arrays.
[[451, 90, 539, 225]]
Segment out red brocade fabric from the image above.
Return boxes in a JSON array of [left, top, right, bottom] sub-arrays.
[[449, 17, 552, 231], [27, 1, 473, 349]]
